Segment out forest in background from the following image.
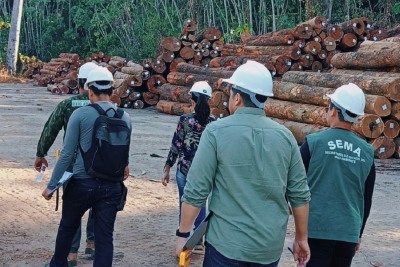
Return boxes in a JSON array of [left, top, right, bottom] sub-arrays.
[[1, 0, 400, 68]]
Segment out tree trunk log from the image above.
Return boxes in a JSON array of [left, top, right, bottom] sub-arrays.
[[170, 58, 186, 72], [323, 36, 337, 51], [142, 92, 159, 106], [244, 32, 295, 46], [272, 81, 333, 106], [390, 102, 400, 120], [156, 100, 193, 115], [303, 40, 322, 55], [158, 84, 192, 103], [209, 91, 229, 109], [330, 46, 400, 69], [167, 72, 224, 88], [329, 68, 400, 78], [339, 18, 365, 35], [203, 27, 222, 41], [179, 47, 195, 60], [128, 91, 142, 101], [264, 98, 328, 126], [282, 71, 400, 101], [151, 59, 167, 74], [383, 119, 400, 139], [161, 37, 182, 52], [352, 115, 384, 139], [146, 74, 167, 94], [339, 33, 358, 49], [211, 107, 230, 118], [271, 118, 328, 144], [302, 16, 328, 30], [358, 40, 400, 52], [370, 136, 395, 159], [133, 100, 145, 109], [176, 62, 234, 78], [242, 45, 301, 60]]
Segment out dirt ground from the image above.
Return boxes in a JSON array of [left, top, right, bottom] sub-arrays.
[[0, 82, 399, 267]]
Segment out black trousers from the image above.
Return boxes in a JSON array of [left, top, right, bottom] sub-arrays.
[[307, 238, 357, 267]]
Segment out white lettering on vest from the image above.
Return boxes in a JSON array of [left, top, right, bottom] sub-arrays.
[[327, 140, 361, 157]]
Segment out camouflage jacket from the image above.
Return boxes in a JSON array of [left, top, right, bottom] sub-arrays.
[[36, 93, 90, 157]]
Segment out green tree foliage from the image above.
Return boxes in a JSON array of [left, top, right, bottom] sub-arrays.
[[0, 0, 399, 63]]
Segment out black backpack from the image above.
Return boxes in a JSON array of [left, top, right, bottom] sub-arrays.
[[79, 103, 131, 181]]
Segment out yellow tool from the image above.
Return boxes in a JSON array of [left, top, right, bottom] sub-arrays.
[[178, 212, 212, 267], [179, 250, 192, 267], [55, 149, 60, 160]]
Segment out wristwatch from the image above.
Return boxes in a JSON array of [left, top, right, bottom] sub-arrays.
[[175, 229, 190, 238]]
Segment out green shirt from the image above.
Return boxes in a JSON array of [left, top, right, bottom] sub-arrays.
[[36, 94, 90, 157], [306, 128, 374, 243], [182, 107, 311, 264]]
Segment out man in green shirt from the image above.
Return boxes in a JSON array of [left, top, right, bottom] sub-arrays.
[[34, 62, 98, 266], [300, 83, 375, 267], [175, 61, 311, 267]]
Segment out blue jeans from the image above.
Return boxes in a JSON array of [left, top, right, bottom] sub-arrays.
[[307, 238, 357, 267], [49, 178, 123, 267], [70, 208, 94, 253], [176, 169, 206, 230], [203, 243, 280, 267]]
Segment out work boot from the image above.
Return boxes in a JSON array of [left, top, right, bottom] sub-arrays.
[[67, 253, 77, 267], [85, 240, 95, 257]]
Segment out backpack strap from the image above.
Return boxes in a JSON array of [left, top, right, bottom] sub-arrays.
[[88, 103, 107, 116]]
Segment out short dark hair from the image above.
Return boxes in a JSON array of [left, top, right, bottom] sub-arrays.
[[89, 81, 113, 96], [78, 78, 86, 89], [231, 88, 268, 108], [329, 102, 357, 123]]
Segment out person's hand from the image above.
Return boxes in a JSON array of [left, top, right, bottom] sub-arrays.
[[175, 236, 189, 257], [292, 239, 310, 267], [123, 166, 129, 180], [42, 188, 53, 200], [34, 157, 48, 172], [162, 166, 170, 186], [355, 238, 362, 253]]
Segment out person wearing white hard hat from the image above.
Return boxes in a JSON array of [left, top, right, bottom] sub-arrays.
[[162, 81, 216, 249], [34, 61, 98, 266], [175, 61, 311, 267], [42, 67, 132, 267], [300, 83, 375, 267]]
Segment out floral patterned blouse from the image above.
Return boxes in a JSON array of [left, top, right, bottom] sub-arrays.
[[165, 112, 217, 176]]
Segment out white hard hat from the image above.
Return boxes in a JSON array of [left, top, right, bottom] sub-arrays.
[[189, 81, 212, 97], [84, 67, 114, 90], [222, 60, 273, 108], [326, 83, 365, 119], [77, 62, 98, 79]]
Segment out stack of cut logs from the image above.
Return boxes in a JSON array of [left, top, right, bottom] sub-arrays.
[[156, 20, 230, 116], [216, 16, 388, 76], [25, 53, 85, 93], [265, 35, 400, 159]]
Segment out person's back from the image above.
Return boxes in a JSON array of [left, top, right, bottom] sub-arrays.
[[189, 107, 308, 262], [176, 61, 311, 267], [43, 67, 132, 267], [301, 83, 376, 267]]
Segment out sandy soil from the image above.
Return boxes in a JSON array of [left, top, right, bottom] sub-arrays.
[[0, 83, 399, 267]]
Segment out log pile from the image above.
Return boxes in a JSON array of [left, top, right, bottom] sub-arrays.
[[262, 66, 400, 159], [215, 16, 388, 76], [157, 62, 232, 117], [156, 21, 234, 116]]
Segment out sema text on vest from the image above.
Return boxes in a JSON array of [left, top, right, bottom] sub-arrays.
[[327, 140, 361, 158]]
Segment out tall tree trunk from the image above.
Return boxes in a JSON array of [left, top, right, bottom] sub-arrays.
[[6, 0, 24, 75], [271, 0, 276, 31]]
